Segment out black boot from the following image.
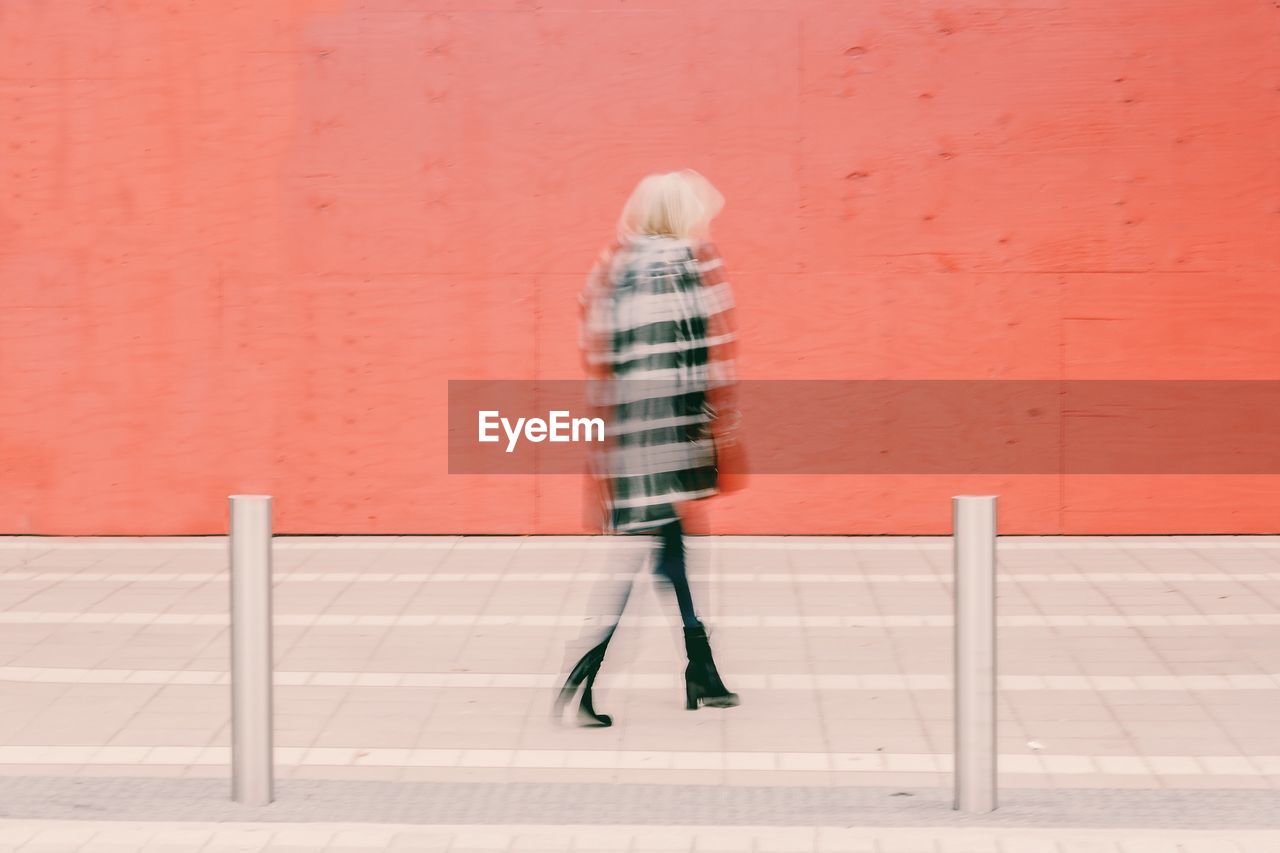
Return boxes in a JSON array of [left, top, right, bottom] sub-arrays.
[[553, 638, 613, 727], [683, 624, 739, 710]]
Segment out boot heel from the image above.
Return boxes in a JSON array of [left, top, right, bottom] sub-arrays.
[[685, 679, 701, 710]]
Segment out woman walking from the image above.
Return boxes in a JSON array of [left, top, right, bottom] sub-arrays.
[[554, 171, 741, 728]]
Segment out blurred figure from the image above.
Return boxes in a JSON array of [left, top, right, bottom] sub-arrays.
[[553, 171, 741, 728]]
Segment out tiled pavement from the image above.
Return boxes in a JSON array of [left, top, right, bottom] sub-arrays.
[[0, 535, 1277, 851], [3, 820, 1280, 852]]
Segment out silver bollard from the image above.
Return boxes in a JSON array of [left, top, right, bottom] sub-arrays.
[[229, 495, 274, 806], [953, 495, 997, 814]]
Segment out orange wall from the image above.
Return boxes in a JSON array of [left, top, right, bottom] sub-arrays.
[[2, 1, 1278, 535]]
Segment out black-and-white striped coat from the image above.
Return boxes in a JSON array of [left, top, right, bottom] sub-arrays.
[[580, 235, 736, 532]]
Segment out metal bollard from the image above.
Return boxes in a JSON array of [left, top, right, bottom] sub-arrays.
[[229, 495, 274, 806], [953, 495, 997, 813]]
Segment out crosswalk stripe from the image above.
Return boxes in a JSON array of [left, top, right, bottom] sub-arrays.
[[0, 666, 1274, 691], [0, 745, 1275, 776], [2, 570, 1277, 584], [0, 611, 1276, 628]]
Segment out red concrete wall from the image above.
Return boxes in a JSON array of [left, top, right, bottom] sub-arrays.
[[2, 1, 1277, 535]]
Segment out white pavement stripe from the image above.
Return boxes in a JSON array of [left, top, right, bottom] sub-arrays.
[[4, 570, 1279, 584], [1, 666, 1275, 691], [0, 746, 1277, 777], [2, 611, 1278, 628], [3, 535, 1280, 550], [2, 821, 1277, 853]]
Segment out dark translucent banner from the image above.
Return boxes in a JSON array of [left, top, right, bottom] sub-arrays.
[[447, 380, 1280, 474]]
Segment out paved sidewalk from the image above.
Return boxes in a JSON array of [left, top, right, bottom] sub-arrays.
[[3, 819, 1280, 852], [0, 535, 1277, 850]]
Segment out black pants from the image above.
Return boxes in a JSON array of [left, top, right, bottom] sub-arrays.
[[651, 518, 701, 629]]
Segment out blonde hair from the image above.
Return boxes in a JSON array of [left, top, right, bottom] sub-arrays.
[[617, 170, 724, 242]]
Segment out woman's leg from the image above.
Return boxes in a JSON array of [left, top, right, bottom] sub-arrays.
[[554, 536, 646, 727], [652, 517, 739, 710]]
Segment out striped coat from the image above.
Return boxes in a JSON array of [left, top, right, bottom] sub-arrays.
[[580, 235, 737, 533]]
